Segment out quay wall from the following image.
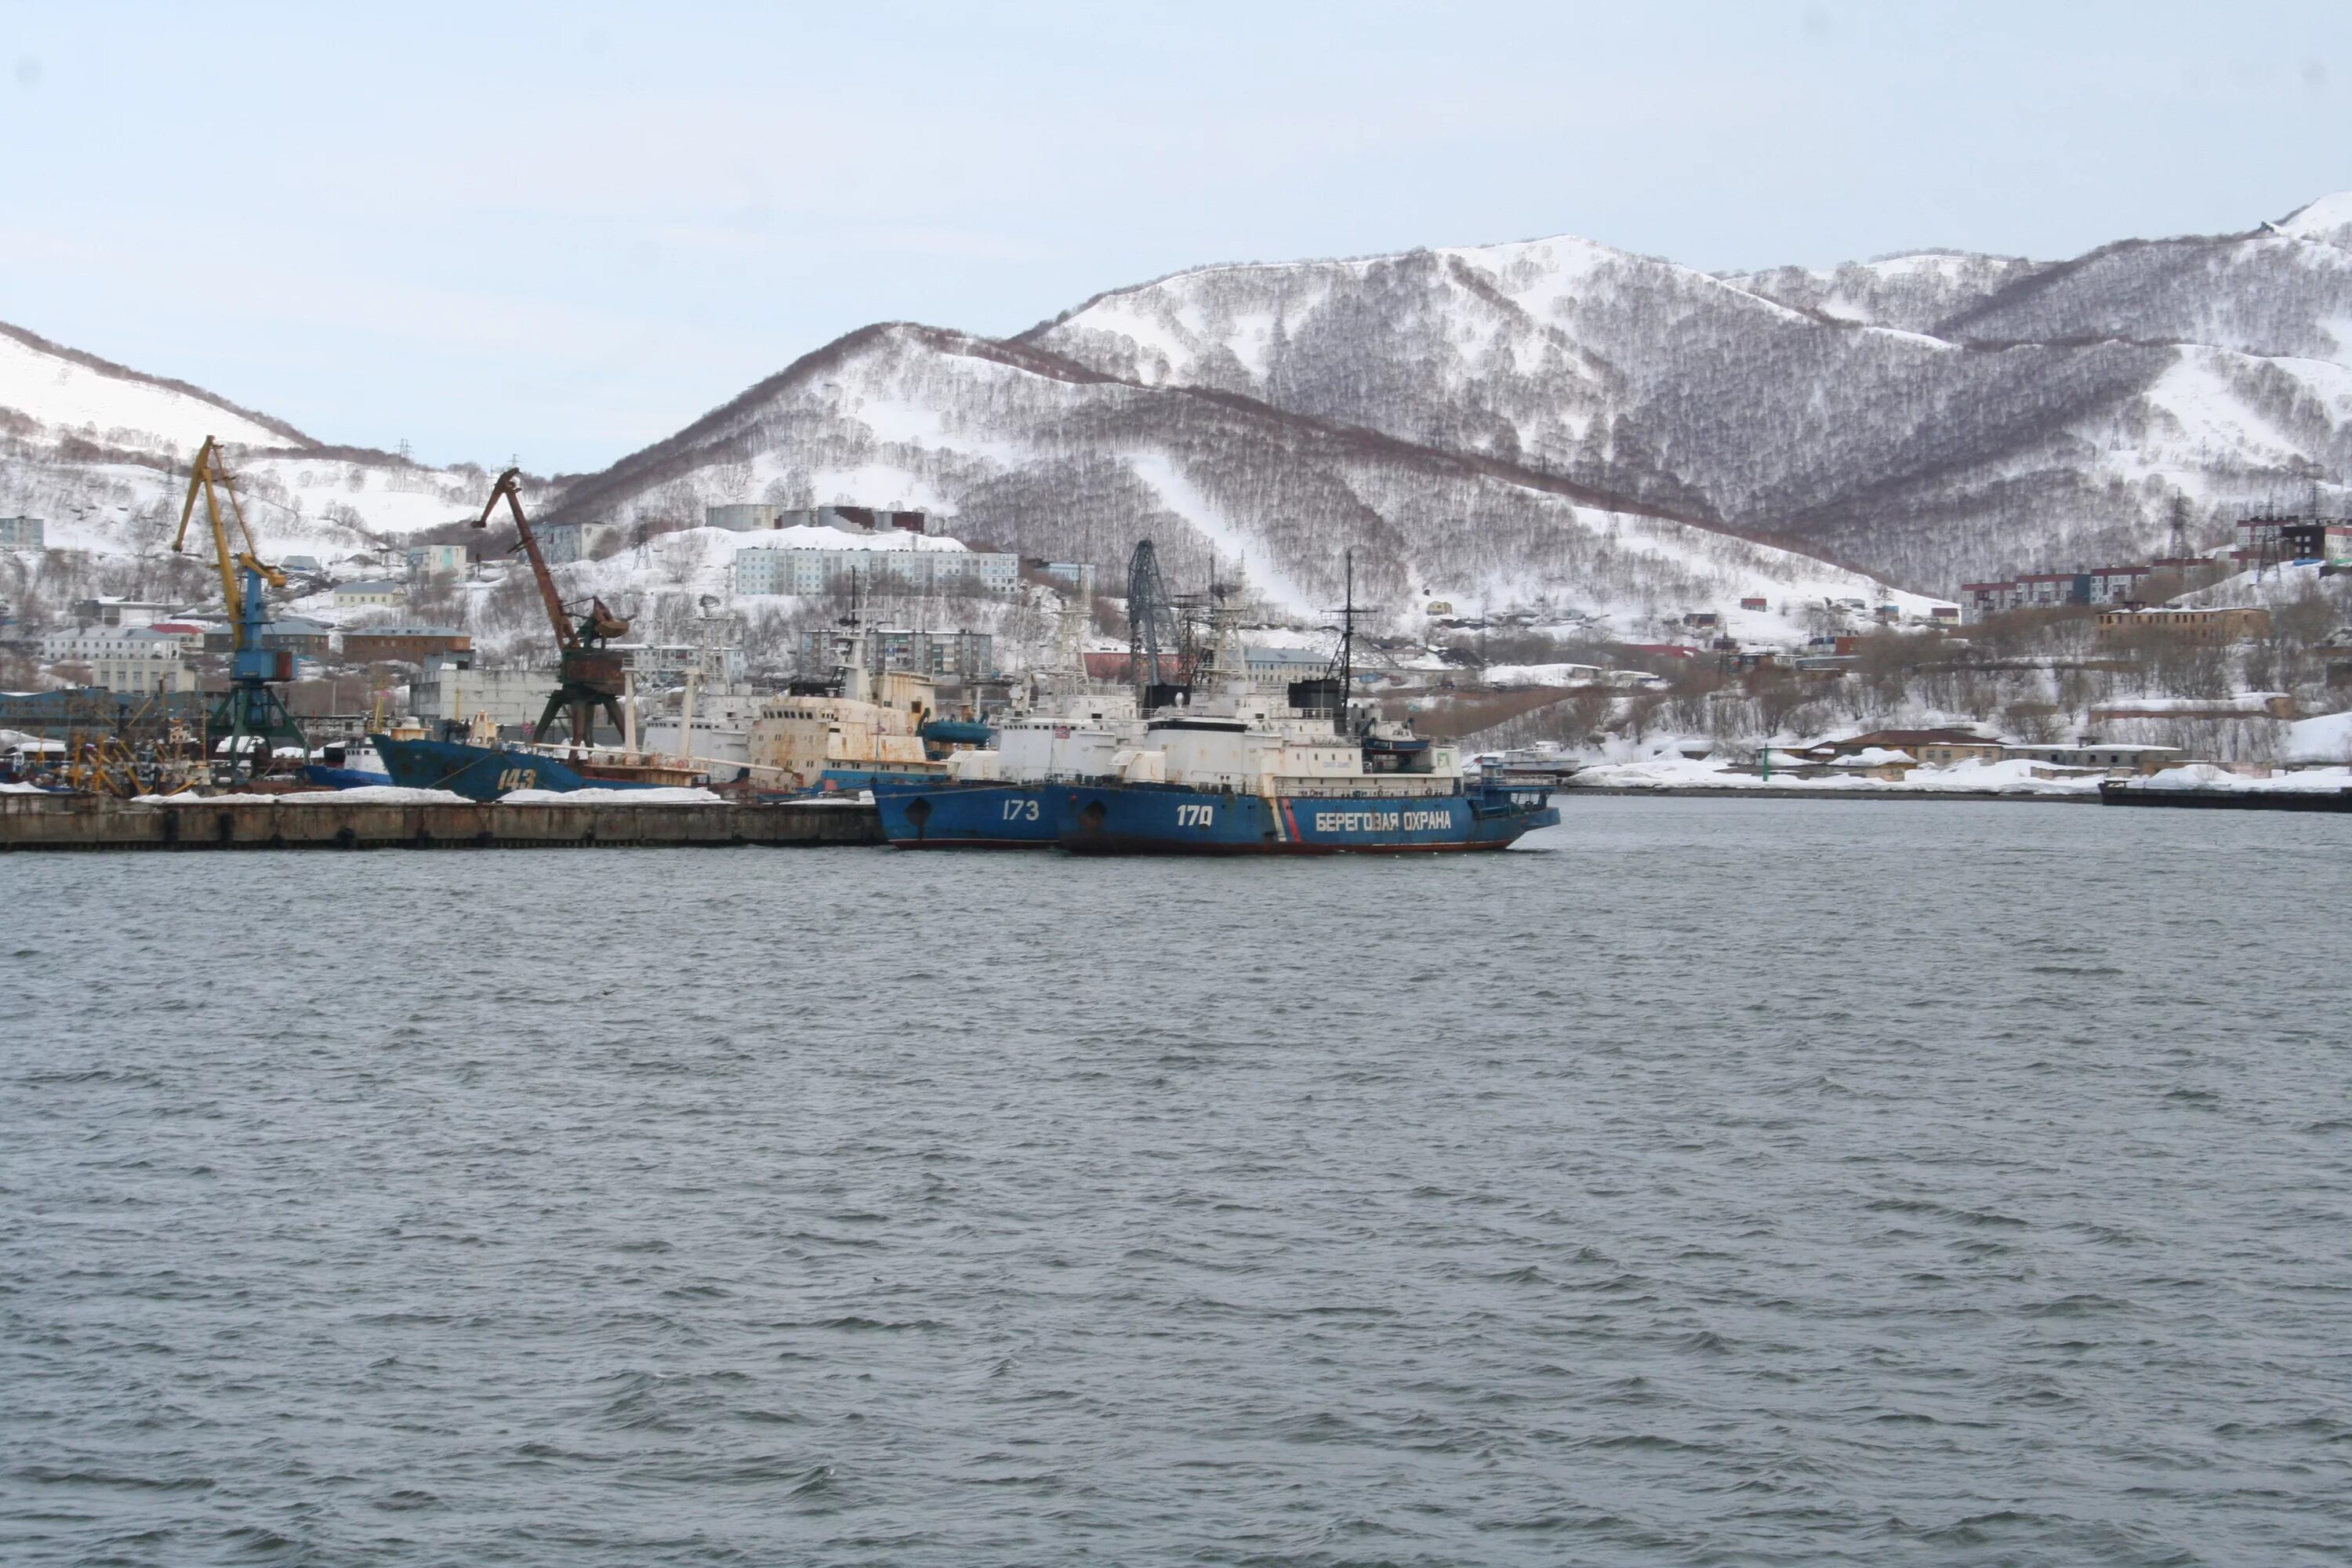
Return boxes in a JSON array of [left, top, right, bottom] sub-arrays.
[[0, 795, 884, 851]]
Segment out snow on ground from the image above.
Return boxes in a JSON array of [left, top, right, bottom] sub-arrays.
[[1127, 452, 1317, 614], [2142, 348, 2334, 469], [787, 463, 954, 516], [2100, 692, 2288, 714], [2280, 192, 2352, 243], [2124, 764, 2352, 793], [1483, 662, 1606, 686], [2176, 559, 2350, 612], [283, 785, 470, 804], [1051, 292, 1204, 384], [1573, 753, 2103, 797], [0, 326, 289, 453], [5, 450, 516, 559], [500, 786, 725, 804], [2284, 710, 2352, 764], [852, 395, 1031, 467]]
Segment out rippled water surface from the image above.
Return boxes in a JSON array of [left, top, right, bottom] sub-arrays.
[[5, 797, 2352, 1566]]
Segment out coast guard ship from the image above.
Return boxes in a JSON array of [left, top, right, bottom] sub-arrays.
[[1049, 694, 1556, 854], [877, 546, 1558, 853]]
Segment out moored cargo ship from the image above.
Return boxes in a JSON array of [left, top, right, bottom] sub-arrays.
[[372, 733, 703, 799]]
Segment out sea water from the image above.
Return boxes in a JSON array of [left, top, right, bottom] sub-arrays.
[[4, 798, 2349, 1564]]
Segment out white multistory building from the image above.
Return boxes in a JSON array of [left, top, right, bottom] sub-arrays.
[[731, 537, 1018, 597], [42, 625, 204, 692]]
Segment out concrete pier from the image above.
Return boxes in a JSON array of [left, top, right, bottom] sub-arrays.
[[0, 793, 885, 851]]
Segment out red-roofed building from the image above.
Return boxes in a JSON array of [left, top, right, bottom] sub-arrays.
[[1083, 651, 1134, 682]]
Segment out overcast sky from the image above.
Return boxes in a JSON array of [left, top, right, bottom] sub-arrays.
[[2, 1, 2347, 473]]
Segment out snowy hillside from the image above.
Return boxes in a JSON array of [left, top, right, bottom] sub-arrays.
[[0, 319, 304, 456], [1021, 201, 2352, 589], [538, 321, 1928, 641], [14, 194, 2352, 630], [1722, 252, 2046, 334], [0, 315, 548, 563]]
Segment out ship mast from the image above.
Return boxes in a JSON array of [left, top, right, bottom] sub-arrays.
[[1338, 549, 1355, 704]]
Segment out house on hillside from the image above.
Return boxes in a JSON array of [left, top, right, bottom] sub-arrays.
[[343, 626, 472, 666], [70, 597, 179, 630], [1796, 728, 1996, 764], [404, 543, 470, 580], [335, 579, 404, 608], [2235, 516, 2330, 564], [2002, 743, 2183, 773], [260, 619, 332, 658], [710, 505, 941, 536], [539, 521, 626, 564], [2093, 607, 2270, 644]]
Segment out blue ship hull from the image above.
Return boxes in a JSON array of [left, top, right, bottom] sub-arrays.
[[874, 779, 1058, 848], [1054, 781, 1559, 855], [370, 735, 670, 801], [303, 764, 394, 790]]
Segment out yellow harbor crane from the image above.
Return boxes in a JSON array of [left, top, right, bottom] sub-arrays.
[[172, 436, 307, 771]]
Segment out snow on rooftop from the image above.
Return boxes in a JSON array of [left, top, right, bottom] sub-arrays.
[[729, 524, 968, 554]]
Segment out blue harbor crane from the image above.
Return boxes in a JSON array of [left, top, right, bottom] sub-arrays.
[[172, 436, 305, 777]]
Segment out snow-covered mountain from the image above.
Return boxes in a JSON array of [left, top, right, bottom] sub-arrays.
[[539, 321, 1928, 634], [13, 195, 2350, 633], [541, 194, 2352, 612], [0, 318, 538, 566]]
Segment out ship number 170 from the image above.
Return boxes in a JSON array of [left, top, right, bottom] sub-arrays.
[[1175, 804, 1215, 827], [1000, 798, 1041, 821]]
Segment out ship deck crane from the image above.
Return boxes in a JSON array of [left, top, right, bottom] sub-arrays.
[[473, 468, 630, 745], [172, 436, 304, 774]]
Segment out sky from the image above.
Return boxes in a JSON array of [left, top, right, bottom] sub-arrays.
[[2, 1, 2347, 474]]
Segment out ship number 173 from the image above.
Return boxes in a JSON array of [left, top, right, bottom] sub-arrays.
[[1000, 798, 1041, 821], [1175, 803, 1215, 827]]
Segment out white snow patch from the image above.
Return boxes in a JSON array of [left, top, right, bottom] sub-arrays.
[[2125, 763, 2352, 793], [1125, 452, 1317, 614], [2279, 192, 2352, 241], [282, 786, 471, 804], [499, 786, 726, 804], [1484, 662, 1607, 687], [2282, 711, 2352, 764], [1574, 753, 2103, 796], [0, 330, 288, 453]]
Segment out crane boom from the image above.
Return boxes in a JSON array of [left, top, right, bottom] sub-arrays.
[[471, 467, 633, 746], [175, 437, 245, 630], [477, 467, 577, 652], [173, 437, 286, 648], [169, 434, 303, 772]]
